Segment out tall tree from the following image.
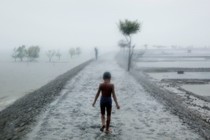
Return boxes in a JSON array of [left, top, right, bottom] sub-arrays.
[[46, 50, 55, 62], [118, 19, 140, 71], [17, 45, 27, 61], [26, 46, 40, 61]]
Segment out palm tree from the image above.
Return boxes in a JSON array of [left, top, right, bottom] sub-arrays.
[[118, 19, 140, 71]]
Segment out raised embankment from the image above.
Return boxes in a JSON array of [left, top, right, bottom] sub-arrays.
[[0, 59, 93, 140]]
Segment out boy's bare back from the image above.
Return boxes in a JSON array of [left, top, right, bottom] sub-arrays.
[[99, 83, 114, 97]]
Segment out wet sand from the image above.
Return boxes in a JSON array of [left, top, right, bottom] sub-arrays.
[[26, 54, 202, 140]]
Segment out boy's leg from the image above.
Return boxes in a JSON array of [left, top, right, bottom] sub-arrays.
[[105, 106, 112, 132], [101, 115, 105, 126], [100, 104, 106, 131]]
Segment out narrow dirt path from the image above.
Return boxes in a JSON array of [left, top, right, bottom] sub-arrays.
[[26, 54, 203, 140]]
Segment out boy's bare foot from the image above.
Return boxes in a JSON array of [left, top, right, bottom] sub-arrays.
[[100, 125, 105, 132], [105, 128, 111, 134]]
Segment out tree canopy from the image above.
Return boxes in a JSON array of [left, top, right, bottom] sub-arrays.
[[26, 46, 40, 61], [17, 45, 27, 61], [119, 20, 140, 36]]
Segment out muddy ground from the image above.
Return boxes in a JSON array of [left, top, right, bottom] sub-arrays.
[[25, 54, 203, 140]]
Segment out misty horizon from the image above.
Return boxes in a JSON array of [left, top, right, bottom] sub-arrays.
[[1, 0, 210, 54], [0, 1, 210, 138]]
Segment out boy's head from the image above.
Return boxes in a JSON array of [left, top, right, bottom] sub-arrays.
[[103, 72, 111, 80]]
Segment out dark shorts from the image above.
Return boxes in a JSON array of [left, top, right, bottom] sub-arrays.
[[100, 96, 112, 116]]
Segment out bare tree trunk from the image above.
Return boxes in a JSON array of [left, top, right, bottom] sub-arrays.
[[128, 47, 131, 71], [127, 36, 132, 71]]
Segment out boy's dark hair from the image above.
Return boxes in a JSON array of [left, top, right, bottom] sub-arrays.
[[103, 72, 111, 80]]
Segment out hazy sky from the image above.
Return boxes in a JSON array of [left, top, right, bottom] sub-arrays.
[[0, 0, 210, 52]]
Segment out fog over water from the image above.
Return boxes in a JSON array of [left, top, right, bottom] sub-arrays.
[[1, 1, 210, 139], [1, 0, 210, 57]]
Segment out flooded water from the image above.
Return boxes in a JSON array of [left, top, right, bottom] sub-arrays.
[[182, 84, 210, 97], [26, 55, 202, 140], [0, 54, 92, 111], [136, 61, 210, 68], [148, 72, 210, 81]]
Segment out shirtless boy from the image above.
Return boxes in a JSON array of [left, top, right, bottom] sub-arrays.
[[92, 72, 120, 133]]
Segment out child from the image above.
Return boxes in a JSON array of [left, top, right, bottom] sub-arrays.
[[92, 72, 120, 133]]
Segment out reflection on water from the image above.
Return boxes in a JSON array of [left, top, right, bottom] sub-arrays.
[[182, 84, 210, 96]]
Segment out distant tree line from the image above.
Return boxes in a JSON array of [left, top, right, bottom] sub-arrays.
[[12, 45, 82, 62], [46, 47, 81, 62], [12, 45, 40, 62], [46, 50, 61, 62], [69, 47, 81, 58]]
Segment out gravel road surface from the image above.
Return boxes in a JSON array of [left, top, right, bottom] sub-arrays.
[[26, 55, 202, 140]]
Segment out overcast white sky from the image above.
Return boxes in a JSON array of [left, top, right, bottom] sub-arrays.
[[0, 0, 210, 52]]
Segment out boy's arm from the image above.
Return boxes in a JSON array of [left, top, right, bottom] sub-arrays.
[[92, 84, 101, 107], [112, 85, 120, 109]]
